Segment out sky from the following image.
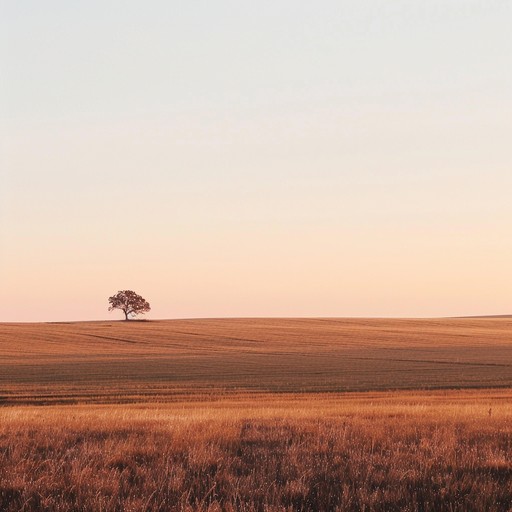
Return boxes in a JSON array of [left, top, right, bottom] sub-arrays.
[[1, 0, 511, 322]]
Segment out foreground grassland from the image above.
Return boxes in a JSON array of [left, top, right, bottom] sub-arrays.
[[1, 319, 512, 510], [1, 318, 512, 404], [2, 391, 512, 511]]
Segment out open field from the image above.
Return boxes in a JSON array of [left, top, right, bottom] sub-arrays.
[[2, 391, 512, 511], [2, 318, 512, 510], [1, 317, 512, 404]]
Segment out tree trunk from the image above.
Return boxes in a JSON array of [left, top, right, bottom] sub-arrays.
[[124, 310, 129, 320]]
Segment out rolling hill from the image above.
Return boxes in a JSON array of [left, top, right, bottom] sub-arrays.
[[1, 317, 511, 404]]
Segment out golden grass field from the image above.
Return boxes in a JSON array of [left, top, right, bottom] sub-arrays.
[[1, 317, 512, 404], [1, 318, 512, 511]]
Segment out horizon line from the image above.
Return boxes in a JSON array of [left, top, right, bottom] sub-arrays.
[[2, 314, 511, 325]]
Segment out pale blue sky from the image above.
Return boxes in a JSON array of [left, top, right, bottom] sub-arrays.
[[1, 1, 511, 321]]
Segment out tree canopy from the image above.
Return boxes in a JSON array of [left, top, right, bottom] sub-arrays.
[[108, 290, 150, 320]]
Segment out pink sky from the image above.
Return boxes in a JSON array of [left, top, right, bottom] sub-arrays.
[[1, 1, 511, 321]]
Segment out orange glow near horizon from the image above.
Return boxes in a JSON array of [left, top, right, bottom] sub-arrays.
[[1, 2, 511, 321]]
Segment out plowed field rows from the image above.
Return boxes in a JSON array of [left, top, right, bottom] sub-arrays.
[[1, 318, 511, 404]]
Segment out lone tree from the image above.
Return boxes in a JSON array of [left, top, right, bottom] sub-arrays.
[[108, 290, 151, 320]]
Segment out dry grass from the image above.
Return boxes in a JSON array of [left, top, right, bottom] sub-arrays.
[[1, 318, 512, 510], [1, 318, 512, 404], [2, 391, 512, 511]]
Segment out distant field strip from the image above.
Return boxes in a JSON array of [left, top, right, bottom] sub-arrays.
[[1, 318, 511, 404]]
